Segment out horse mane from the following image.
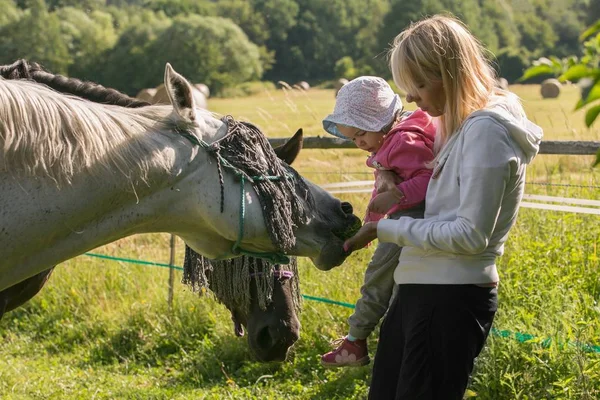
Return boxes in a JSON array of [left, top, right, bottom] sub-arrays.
[[0, 77, 179, 184], [0, 59, 150, 108]]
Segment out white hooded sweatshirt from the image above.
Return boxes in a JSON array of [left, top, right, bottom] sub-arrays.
[[377, 93, 543, 285]]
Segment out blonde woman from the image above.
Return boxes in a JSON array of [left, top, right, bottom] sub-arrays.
[[344, 15, 543, 399]]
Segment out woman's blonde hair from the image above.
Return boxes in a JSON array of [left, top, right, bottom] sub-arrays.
[[389, 15, 503, 155]]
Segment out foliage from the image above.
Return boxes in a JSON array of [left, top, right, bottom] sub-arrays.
[[91, 14, 262, 96], [0, 0, 23, 26], [93, 14, 171, 94], [143, 0, 216, 17], [147, 15, 263, 93], [55, 7, 118, 79], [0, 0, 599, 102], [333, 56, 357, 80], [218, 80, 276, 98], [495, 47, 532, 83], [521, 19, 600, 166], [0, 0, 70, 74], [265, 0, 389, 82]]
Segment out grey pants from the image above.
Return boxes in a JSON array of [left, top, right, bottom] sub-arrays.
[[348, 205, 425, 340]]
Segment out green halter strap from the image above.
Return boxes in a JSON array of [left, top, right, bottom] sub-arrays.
[[179, 130, 291, 265]]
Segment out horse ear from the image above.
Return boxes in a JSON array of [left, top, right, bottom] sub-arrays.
[[164, 63, 196, 122], [274, 128, 303, 165]]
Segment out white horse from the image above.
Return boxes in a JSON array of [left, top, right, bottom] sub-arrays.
[[0, 63, 359, 292]]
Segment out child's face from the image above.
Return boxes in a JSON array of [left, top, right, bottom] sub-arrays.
[[336, 124, 385, 153]]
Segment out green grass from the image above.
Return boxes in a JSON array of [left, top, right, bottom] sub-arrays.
[[1, 85, 599, 399]]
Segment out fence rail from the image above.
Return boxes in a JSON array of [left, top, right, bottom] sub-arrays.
[[268, 137, 600, 155]]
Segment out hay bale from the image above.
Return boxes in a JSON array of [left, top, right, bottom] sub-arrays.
[[295, 81, 310, 91], [152, 84, 170, 104], [191, 89, 208, 109], [153, 83, 208, 109], [277, 81, 292, 90], [136, 88, 157, 103], [194, 83, 210, 98], [496, 77, 509, 90], [541, 79, 561, 99], [334, 78, 349, 97]]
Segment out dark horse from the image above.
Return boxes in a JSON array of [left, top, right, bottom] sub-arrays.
[[0, 59, 305, 362]]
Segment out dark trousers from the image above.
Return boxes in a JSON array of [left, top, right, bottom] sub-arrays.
[[368, 284, 497, 400]]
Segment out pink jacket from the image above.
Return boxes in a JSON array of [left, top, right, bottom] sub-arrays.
[[365, 109, 436, 222]]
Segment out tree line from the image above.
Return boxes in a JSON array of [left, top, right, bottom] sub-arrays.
[[1, 0, 597, 96]]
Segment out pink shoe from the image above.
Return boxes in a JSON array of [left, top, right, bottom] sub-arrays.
[[321, 337, 370, 367]]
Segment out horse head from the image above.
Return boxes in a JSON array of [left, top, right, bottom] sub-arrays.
[[186, 131, 305, 362], [203, 256, 301, 362], [161, 63, 361, 271]]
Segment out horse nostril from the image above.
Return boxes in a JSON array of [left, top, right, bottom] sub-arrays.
[[341, 201, 353, 215], [257, 325, 274, 350]]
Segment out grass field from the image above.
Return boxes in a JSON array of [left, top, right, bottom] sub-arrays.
[[0, 84, 599, 399]]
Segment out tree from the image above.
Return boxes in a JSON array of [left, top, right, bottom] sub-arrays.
[[44, 0, 105, 11], [214, 0, 275, 72], [479, 0, 520, 51], [521, 20, 600, 166], [495, 47, 532, 83], [585, 0, 600, 26], [0, 0, 23, 26], [334, 57, 357, 80], [142, 0, 216, 17], [0, 0, 71, 74], [55, 7, 118, 80], [267, 0, 388, 82], [378, 0, 440, 56], [252, 0, 299, 43], [93, 13, 171, 94], [148, 15, 264, 93], [99, 15, 263, 95], [103, 4, 167, 35], [514, 13, 557, 57]]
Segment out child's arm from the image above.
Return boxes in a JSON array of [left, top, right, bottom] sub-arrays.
[[386, 131, 435, 205], [365, 170, 400, 222], [367, 188, 405, 215], [375, 170, 403, 193], [365, 184, 386, 223]]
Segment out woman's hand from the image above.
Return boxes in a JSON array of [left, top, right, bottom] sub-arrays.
[[367, 188, 404, 214], [343, 221, 379, 253]]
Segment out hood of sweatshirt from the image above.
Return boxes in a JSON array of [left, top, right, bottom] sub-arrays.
[[468, 93, 543, 164]]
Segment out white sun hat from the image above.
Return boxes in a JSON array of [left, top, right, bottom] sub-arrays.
[[323, 76, 403, 140]]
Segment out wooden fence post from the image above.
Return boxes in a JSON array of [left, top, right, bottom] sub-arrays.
[[168, 234, 176, 310]]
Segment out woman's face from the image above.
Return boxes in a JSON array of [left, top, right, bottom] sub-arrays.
[[405, 80, 445, 117], [336, 124, 385, 153]]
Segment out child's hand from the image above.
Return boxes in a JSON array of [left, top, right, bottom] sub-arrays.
[[367, 189, 404, 214], [375, 170, 402, 193]]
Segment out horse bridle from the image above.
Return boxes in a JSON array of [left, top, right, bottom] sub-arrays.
[[180, 118, 293, 265], [249, 267, 294, 281]]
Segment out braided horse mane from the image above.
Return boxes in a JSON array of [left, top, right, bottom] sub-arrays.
[[0, 59, 149, 108], [0, 59, 301, 316]]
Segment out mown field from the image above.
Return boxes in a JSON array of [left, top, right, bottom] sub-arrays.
[[0, 84, 599, 399]]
